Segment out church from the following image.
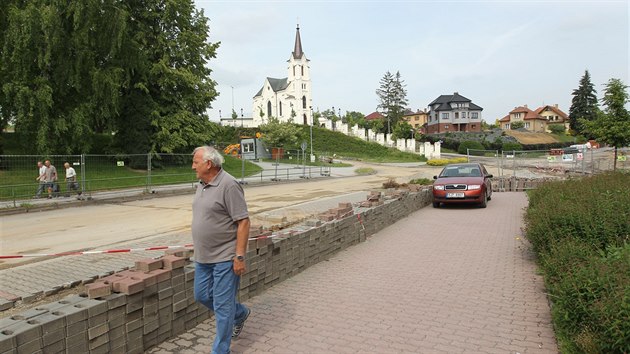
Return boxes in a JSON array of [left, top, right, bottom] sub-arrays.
[[252, 25, 313, 126]]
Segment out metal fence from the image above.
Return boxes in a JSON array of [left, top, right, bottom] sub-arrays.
[[466, 147, 629, 188], [0, 152, 332, 204]]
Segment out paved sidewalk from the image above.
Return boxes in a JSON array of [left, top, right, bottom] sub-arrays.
[[149, 192, 558, 353]]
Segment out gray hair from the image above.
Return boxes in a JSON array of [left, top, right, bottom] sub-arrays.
[[193, 146, 224, 167]]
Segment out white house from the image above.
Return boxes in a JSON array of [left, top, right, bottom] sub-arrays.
[[252, 25, 313, 126]]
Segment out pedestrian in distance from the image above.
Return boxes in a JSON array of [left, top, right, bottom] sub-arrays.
[[191, 145, 251, 354], [64, 162, 82, 199], [44, 160, 58, 199], [34, 161, 47, 198]]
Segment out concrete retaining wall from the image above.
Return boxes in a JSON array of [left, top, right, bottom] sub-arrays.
[[0, 188, 432, 353]]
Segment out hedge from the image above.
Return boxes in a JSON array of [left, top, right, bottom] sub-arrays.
[[524, 172, 630, 353]]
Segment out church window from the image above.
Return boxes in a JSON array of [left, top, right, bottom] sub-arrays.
[[303, 114, 307, 125], [301, 65, 304, 76], [279, 102, 283, 116], [293, 66, 295, 76], [267, 101, 272, 117], [302, 96, 307, 109]]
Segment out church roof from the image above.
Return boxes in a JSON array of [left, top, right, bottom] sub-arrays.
[[293, 25, 304, 59], [254, 77, 290, 97]]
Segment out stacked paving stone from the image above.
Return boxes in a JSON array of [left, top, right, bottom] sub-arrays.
[[493, 176, 559, 192], [0, 249, 209, 354], [1, 189, 433, 353]]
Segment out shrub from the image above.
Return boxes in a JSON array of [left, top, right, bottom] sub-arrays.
[[501, 142, 523, 152], [548, 124, 566, 134], [511, 121, 525, 129], [549, 243, 630, 353], [457, 140, 485, 155], [382, 178, 399, 189], [525, 172, 630, 353], [426, 157, 468, 166], [409, 178, 432, 185]]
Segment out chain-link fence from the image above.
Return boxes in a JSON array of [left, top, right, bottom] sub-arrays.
[[466, 147, 629, 186], [0, 152, 333, 204]]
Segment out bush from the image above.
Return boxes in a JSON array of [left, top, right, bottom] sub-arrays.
[[457, 140, 485, 155], [549, 243, 630, 353], [525, 172, 630, 353], [511, 121, 525, 129], [426, 157, 468, 166], [548, 124, 566, 134], [409, 178, 432, 185], [501, 142, 523, 152]]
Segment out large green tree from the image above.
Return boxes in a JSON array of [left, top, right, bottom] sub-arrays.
[[0, 0, 219, 155], [580, 78, 630, 170], [568, 70, 599, 135], [376, 70, 408, 135]]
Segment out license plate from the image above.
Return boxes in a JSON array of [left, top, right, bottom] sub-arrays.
[[446, 192, 465, 198]]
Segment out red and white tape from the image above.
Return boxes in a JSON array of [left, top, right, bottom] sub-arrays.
[[0, 244, 194, 259]]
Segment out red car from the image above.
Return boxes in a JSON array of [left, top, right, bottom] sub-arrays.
[[432, 162, 493, 208]]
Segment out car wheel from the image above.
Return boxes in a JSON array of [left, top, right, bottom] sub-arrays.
[[433, 202, 440, 208], [479, 192, 487, 208]]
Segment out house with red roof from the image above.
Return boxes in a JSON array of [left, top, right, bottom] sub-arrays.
[[535, 104, 569, 132], [499, 104, 568, 132], [364, 112, 385, 121]]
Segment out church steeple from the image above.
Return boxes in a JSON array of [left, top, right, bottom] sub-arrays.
[[292, 24, 303, 59]]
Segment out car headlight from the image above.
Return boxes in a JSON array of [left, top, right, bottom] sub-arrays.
[[467, 185, 481, 190], [433, 185, 445, 190]]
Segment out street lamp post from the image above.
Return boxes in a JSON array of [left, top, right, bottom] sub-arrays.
[[240, 108, 244, 128], [310, 107, 314, 177]]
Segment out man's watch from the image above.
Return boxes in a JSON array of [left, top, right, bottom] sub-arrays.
[[235, 255, 245, 261]]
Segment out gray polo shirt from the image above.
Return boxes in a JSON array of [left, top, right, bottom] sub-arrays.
[[192, 169, 249, 264]]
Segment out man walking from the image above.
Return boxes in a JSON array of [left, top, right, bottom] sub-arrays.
[[44, 160, 58, 199], [35, 161, 47, 198], [191, 146, 251, 354]]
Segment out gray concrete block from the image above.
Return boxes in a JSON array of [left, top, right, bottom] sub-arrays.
[[102, 293, 127, 310], [87, 312, 107, 328], [65, 342, 88, 354], [64, 330, 87, 348], [87, 332, 108, 350], [87, 323, 109, 340], [2, 320, 41, 347], [125, 318, 143, 333], [65, 319, 87, 334]]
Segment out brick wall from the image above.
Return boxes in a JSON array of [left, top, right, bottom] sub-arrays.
[[0, 188, 432, 353]]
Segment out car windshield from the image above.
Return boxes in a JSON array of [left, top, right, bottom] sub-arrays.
[[440, 166, 481, 177]]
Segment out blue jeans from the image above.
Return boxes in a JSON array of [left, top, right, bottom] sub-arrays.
[[194, 261, 248, 354]]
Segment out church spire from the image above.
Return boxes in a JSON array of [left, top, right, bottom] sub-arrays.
[[292, 24, 303, 59]]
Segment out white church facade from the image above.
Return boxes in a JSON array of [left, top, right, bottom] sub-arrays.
[[252, 25, 313, 126]]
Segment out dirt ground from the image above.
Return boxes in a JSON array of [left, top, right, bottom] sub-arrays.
[[0, 161, 444, 269]]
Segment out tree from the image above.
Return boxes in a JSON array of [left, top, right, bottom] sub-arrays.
[[511, 121, 525, 130], [376, 71, 408, 135], [259, 117, 302, 148], [569, 70, 599, 135], [580, 78, 630, 170], [0, 0, 219, 155], [391, 121, 414, 140], [344, 111, 365, 128]]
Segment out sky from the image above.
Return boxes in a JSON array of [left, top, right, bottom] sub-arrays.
[[194, 0, 629, 124]]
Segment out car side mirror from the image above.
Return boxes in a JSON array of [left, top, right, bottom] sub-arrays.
[[433, 176, 438, 180], [486, 174, 493, 178]]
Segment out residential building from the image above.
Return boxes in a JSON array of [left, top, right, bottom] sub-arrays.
[[252, 25, 313, 126], [427, 92, 483, 134], [536, 104, 569, 132], [402, 109, 429, 133], [498, 105, 547, 132]]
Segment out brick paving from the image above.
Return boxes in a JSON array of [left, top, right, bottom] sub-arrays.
[[149, 192, 558, 353]]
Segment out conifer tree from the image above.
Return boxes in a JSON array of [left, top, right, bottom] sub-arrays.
[[568, 70, 599, 135]]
